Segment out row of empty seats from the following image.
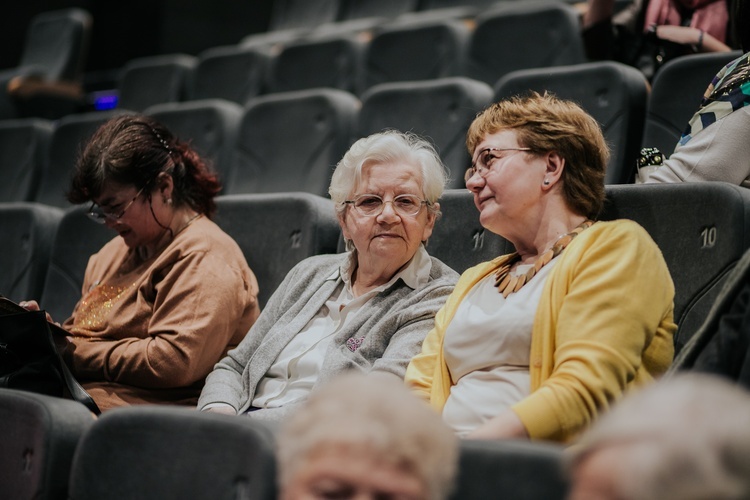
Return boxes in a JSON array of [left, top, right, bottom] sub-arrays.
[[0, 388, 568, 500], [4, 182, 750, 356], [0, 49, 738, 210]]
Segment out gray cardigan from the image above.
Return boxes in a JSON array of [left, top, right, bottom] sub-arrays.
[[198, 251, 458, 417]]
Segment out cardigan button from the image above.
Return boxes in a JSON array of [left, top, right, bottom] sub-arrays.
[[533, 359, 542, 368]]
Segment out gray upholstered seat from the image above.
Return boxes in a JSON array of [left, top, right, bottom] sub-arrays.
[[0, 118, 53, 202], [190, 45, 270, 105], [68, 406, 277, 500], [495, 61, 649, 184], [0, 389, 94, 500], [117, 54, 197, 112]]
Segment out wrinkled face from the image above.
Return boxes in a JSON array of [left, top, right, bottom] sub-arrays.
[[91, 180, 166, 249], [339, 160, 436, 269], [465, 129, 547, 236], [283, 444, 428, 500]]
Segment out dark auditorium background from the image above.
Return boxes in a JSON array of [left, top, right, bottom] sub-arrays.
[[0, 0, 274, 92]]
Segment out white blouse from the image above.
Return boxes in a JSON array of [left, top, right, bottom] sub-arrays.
[[442, 257, 558, 437]]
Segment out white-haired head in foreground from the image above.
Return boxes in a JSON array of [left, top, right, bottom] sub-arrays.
[[278, 372, 459, 500], [566, 373, 750, 500]]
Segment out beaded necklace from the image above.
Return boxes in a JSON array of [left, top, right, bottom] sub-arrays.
[[494, 220, 594, 298]]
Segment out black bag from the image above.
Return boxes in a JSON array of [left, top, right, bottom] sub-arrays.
[[0, 298, 101, 415]]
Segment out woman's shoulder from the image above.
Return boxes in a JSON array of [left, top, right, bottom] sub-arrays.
[[427, 256, 460, 284]]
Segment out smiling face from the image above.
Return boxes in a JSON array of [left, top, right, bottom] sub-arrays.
[[339, 160, 436, 275], [92, 180, 169, 249], [465, 129, 547, 237], [282, 444, 428, 500]]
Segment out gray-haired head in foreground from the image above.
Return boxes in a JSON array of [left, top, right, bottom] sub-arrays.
[[277, 372, 459, 500], [566, 373, 750, 500], [328, 130, 449, 219]]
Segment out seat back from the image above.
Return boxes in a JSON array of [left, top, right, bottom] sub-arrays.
[[429, 189, 513, 273], [35, 110, 128, 208], [357, 77, 493, 189], [338, 0, 417, 20], [191, 45, 270, 104], [0, 389, 94, 500], [20, 8, 92, 82], [464, 1, 586, 86], [229, 88, 358, 197], [267, 33, 365, 95], [39, 206, 113, 323], [362, 18, 470, 91], [269, 0, 341, 31], [0, 203, 63, 302], [117, 54, 197, 112], [0, 118, 53, 202], [145, 99, 243, 192], [599, 183, 750, 352], [641, 51, 741, 156], [68, 406, 277, 500], [215, 193, 341, 307], [450, 439, 568, 500], [495, 61, 649, 184]]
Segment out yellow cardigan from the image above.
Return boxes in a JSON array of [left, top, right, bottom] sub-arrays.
[[405, 220, 676, 442]]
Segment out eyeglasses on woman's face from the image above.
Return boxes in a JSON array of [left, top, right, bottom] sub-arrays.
[[344, 193, 429, 217], [87, 187, 145, 224], [464, 147, 532, 183]]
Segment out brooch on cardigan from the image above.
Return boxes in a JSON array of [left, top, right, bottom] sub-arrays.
[[346, 337, 365, 352]]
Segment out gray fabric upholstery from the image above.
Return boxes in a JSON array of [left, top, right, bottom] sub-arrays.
[[450, 439, 568, 500], [228, 88, 359, 197], [0, 389, 94, 500], [190, 45, 270, 104], [145, 99, 243, 193], [214, 192, 341, 307], [464, 1, 586, 86], [267, 33, 365, 95], [357, 77, 493, 189], [68, 406, 277, 500], [361, 18, 470, 92], [600, 183, 750, 353], [339, 0, 417, 20], [0, 203, 63, 302], [0, 118, 53, 202], [117, 54, 197, 112], [39, 206, 113, 324], [641, 51, 742, 156], [428, 189, 514, 273], [0, 8, 92, 120], [268, 0, 341, 31], [35, 110, 129, 208], [495, 61, 649, 184]]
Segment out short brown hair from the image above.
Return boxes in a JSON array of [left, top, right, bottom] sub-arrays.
[[466, 92, 609, 219]]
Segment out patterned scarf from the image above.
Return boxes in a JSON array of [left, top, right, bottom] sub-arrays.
[[644, 0, 728, 43], [680, 52, 750, 144]]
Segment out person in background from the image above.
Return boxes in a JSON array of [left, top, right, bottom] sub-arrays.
[[582, 0, 735, 80], [198, 130, 458, 420], [566, 373, 750, 500], [278, 372, 459, 500], [406, 93, 676, 442], [21, 114, 260, 411], [640, 0, 750, 184]]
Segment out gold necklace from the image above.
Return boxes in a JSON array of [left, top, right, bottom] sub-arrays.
[[494, 220, 594, 298]]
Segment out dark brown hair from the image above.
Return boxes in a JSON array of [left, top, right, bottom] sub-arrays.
[[67, 115, 221, 217]]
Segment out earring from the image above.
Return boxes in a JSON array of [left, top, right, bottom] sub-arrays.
[[543, 179, 550, 185], [166, 198, 173, 206]]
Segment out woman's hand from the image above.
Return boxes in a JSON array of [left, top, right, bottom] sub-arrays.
[[655, 25, 731, 52], [204, 405, 237, 415], [466, 410, 530, 440], [18, 300, 60, 326]]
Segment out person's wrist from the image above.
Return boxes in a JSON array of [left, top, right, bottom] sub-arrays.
[[693, 29, 704, 52]]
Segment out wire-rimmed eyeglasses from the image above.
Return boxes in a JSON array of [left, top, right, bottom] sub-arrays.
[[87, 187, 144, 224], [464, 147, 532, 183], [343, 194, 429, 217]]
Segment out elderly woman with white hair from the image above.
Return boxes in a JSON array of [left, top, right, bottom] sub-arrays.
[[198, 130, 459, 420]]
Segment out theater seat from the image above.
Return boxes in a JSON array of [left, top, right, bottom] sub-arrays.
[[214, 192, 341, 307], [0, 203, 63, 302], [190, 45, 270, 104], [39, 206, 113, 324], [0, 389, 94, 500], [450, 439, 568, 500], [357, 77, 493, 189], [117, 54, 197, 112], [68, 406, 277, 500], [228, 88, 359, 197], [0, 118, 53, 202], [495, 61, 649, 184]]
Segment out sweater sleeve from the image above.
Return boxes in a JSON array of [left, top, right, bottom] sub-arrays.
[[512, 221, 676, 441], [66, 249, 257, 389]]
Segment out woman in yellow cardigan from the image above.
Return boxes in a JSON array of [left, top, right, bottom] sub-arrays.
[[405, 92, 676, 442]]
